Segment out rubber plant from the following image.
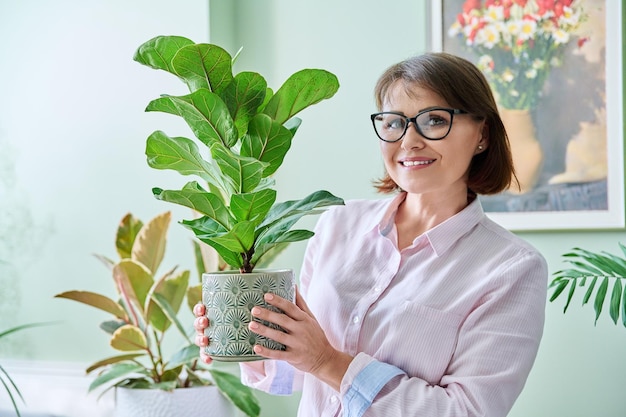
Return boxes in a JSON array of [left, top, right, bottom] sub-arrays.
[[55, 212, 260, 417], [549, 243, 626, 328], [133, 35, 344, 273]]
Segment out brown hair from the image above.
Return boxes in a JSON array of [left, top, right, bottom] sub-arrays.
[[372, 52, 518, 195]]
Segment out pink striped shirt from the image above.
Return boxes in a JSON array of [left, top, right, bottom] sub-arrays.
[[241, 193, 547, 417]]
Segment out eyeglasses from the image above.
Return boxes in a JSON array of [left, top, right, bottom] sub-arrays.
[[370, 107, 468, 142]]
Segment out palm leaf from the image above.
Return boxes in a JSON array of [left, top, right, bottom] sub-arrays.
[[0, 364, 24, 417], [550, 244, 626, 328]]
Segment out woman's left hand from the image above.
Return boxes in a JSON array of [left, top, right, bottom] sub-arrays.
[[249, 287, 352, 389]]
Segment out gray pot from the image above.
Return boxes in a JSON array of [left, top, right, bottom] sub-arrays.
[[202, 269, 295, 362]]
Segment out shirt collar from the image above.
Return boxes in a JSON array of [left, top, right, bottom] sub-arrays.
[[370, 192, 486, 256], [372, 193, 407, 237], [424, 197, 485, 256]]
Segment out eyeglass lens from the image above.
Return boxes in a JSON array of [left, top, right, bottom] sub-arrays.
[[372, 109, 455, 142]]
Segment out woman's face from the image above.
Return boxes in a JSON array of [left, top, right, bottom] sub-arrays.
[[379, 82, 486, 196]]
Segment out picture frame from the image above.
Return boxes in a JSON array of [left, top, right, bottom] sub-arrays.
[[429, 0, 624, 231]]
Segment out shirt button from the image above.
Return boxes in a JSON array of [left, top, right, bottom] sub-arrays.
[[330, 395, 338, 403], [374, 286, 381, 293], [352, 316, 360, 324]]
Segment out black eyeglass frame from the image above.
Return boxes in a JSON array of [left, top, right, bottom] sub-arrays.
[[370, 107, 468, 142]]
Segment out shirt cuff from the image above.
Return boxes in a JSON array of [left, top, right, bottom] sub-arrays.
[[269, 360, 295, 395], [239, 360, 296, 396], [341, 353, 404, 417]]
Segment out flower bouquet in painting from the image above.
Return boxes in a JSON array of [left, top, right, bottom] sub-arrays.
[[448, 0, 587, 110], [447, 0, 588, 193]]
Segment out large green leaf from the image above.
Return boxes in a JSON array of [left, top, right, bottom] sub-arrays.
[[55, 291, 128, 321], [262, 69, 339, 124], [146, 131, 223, 187], [197, 239, 242, 270], [110, 325, 148, 352], [152, 183, 232, 229], [230, 189, 277, 225], [211, 143, 268, 194], [85, 353, 146, 374], [146, 270, 190, 333], [204, 221, 256, 254], [115, 213, 144, 259], [132, 211, 170, 275], [172, 43, 234, 94], [241, 114, 293, 177], [151, 293, 192, 343], [182, 215, 229, 236], [222, 72, 268, 138], [256, 190, 344, 245], [133, 35, 194, 73], [88, 362, 146, 392], [146, 90, 237, 148], [113, 259, 154, 317], [252, 230, 314, 266], [182, 217, 244, 268], [209, 369, 261, 417]]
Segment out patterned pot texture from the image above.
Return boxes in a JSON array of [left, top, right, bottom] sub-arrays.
[[115, 386, 234, 417], [202, 269, 296, 362]]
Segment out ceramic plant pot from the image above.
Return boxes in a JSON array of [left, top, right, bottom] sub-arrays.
[[202, 269, 296, 362], [115, 386, 234, 417]]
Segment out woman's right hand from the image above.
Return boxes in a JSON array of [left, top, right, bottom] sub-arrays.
[[193, 303, 212, 364]]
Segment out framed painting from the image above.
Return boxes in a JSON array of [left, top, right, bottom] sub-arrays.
[[430, 0, 624, 230]]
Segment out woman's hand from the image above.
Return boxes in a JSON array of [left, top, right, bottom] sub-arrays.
[[192, 303, 213, 364], [249, 287, 353, 391]]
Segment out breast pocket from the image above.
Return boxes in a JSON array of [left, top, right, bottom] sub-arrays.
[[377, 301, 463, 384]]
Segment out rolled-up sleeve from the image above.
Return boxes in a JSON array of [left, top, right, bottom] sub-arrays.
[[240, 360, 304, 395]]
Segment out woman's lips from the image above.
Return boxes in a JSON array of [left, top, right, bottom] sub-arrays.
[[400, 159, 435, 167]]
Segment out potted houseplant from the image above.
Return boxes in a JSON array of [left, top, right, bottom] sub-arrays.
[[133, 35, 344, 361], [550, 243, 626, 327], [55, 211, 260, 417]]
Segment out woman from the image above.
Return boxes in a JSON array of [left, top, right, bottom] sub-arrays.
[[193, 52, 547, 417]]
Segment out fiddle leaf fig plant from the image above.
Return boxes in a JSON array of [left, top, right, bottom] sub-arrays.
[[55, 212, 260, 417], [133, 35, 344, 273], [550, 243, 626, 327]]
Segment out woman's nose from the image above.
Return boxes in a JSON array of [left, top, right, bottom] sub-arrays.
[[401, 122, 426, 150]]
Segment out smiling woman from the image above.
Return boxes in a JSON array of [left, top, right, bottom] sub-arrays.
[[193, 51, 548, 417]]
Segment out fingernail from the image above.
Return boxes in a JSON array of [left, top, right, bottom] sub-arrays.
[[194, 317, 207, 327], [251, 307, 261, 316], [264, 293, 274, 301], [193, 303, 204, 316], [249, 321, 259, 330]]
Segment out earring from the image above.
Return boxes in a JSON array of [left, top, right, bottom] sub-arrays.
[[477, 145, 484, 151]]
